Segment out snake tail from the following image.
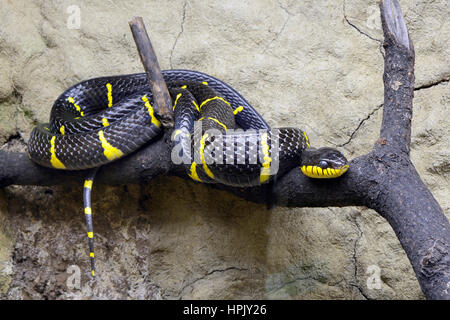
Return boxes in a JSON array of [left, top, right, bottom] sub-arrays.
[[83, 167, 99, 278]]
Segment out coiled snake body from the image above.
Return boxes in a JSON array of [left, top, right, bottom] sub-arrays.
[[28, 69, 349, 276]]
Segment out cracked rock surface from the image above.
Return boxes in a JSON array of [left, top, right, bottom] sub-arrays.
[[0, 0, 448, 299]]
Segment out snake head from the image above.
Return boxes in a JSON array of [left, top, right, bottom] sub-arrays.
[[300, 147, 349, 178]]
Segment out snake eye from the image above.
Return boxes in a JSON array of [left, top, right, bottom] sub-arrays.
[[318, 160, 328, 168]]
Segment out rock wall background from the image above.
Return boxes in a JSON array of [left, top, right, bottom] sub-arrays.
[[0, 0, 448, 299]]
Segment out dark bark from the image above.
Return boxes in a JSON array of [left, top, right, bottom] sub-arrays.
[[370, 1, 449, 299], [0, 0, 448, 299], [129, 16, 173, 128]]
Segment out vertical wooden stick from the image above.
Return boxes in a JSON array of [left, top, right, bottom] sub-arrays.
[[129, 16, 173, 128]]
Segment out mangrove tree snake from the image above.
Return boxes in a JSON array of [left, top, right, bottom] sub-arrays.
[[27, 69, 349, 277]]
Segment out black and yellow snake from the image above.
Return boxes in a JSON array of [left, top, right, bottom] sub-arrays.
[[28, 69, 349, 277]]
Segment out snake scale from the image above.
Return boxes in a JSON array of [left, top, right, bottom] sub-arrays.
[[28, 69, 349, 277]]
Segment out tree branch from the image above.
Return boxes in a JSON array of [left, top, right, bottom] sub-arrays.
[[1, 0, 449, 299], [129, 16, 173, 128], [379, 0, 415, 155]]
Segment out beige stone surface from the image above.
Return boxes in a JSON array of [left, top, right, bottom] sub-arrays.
[[0, 0, 448, 299]]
